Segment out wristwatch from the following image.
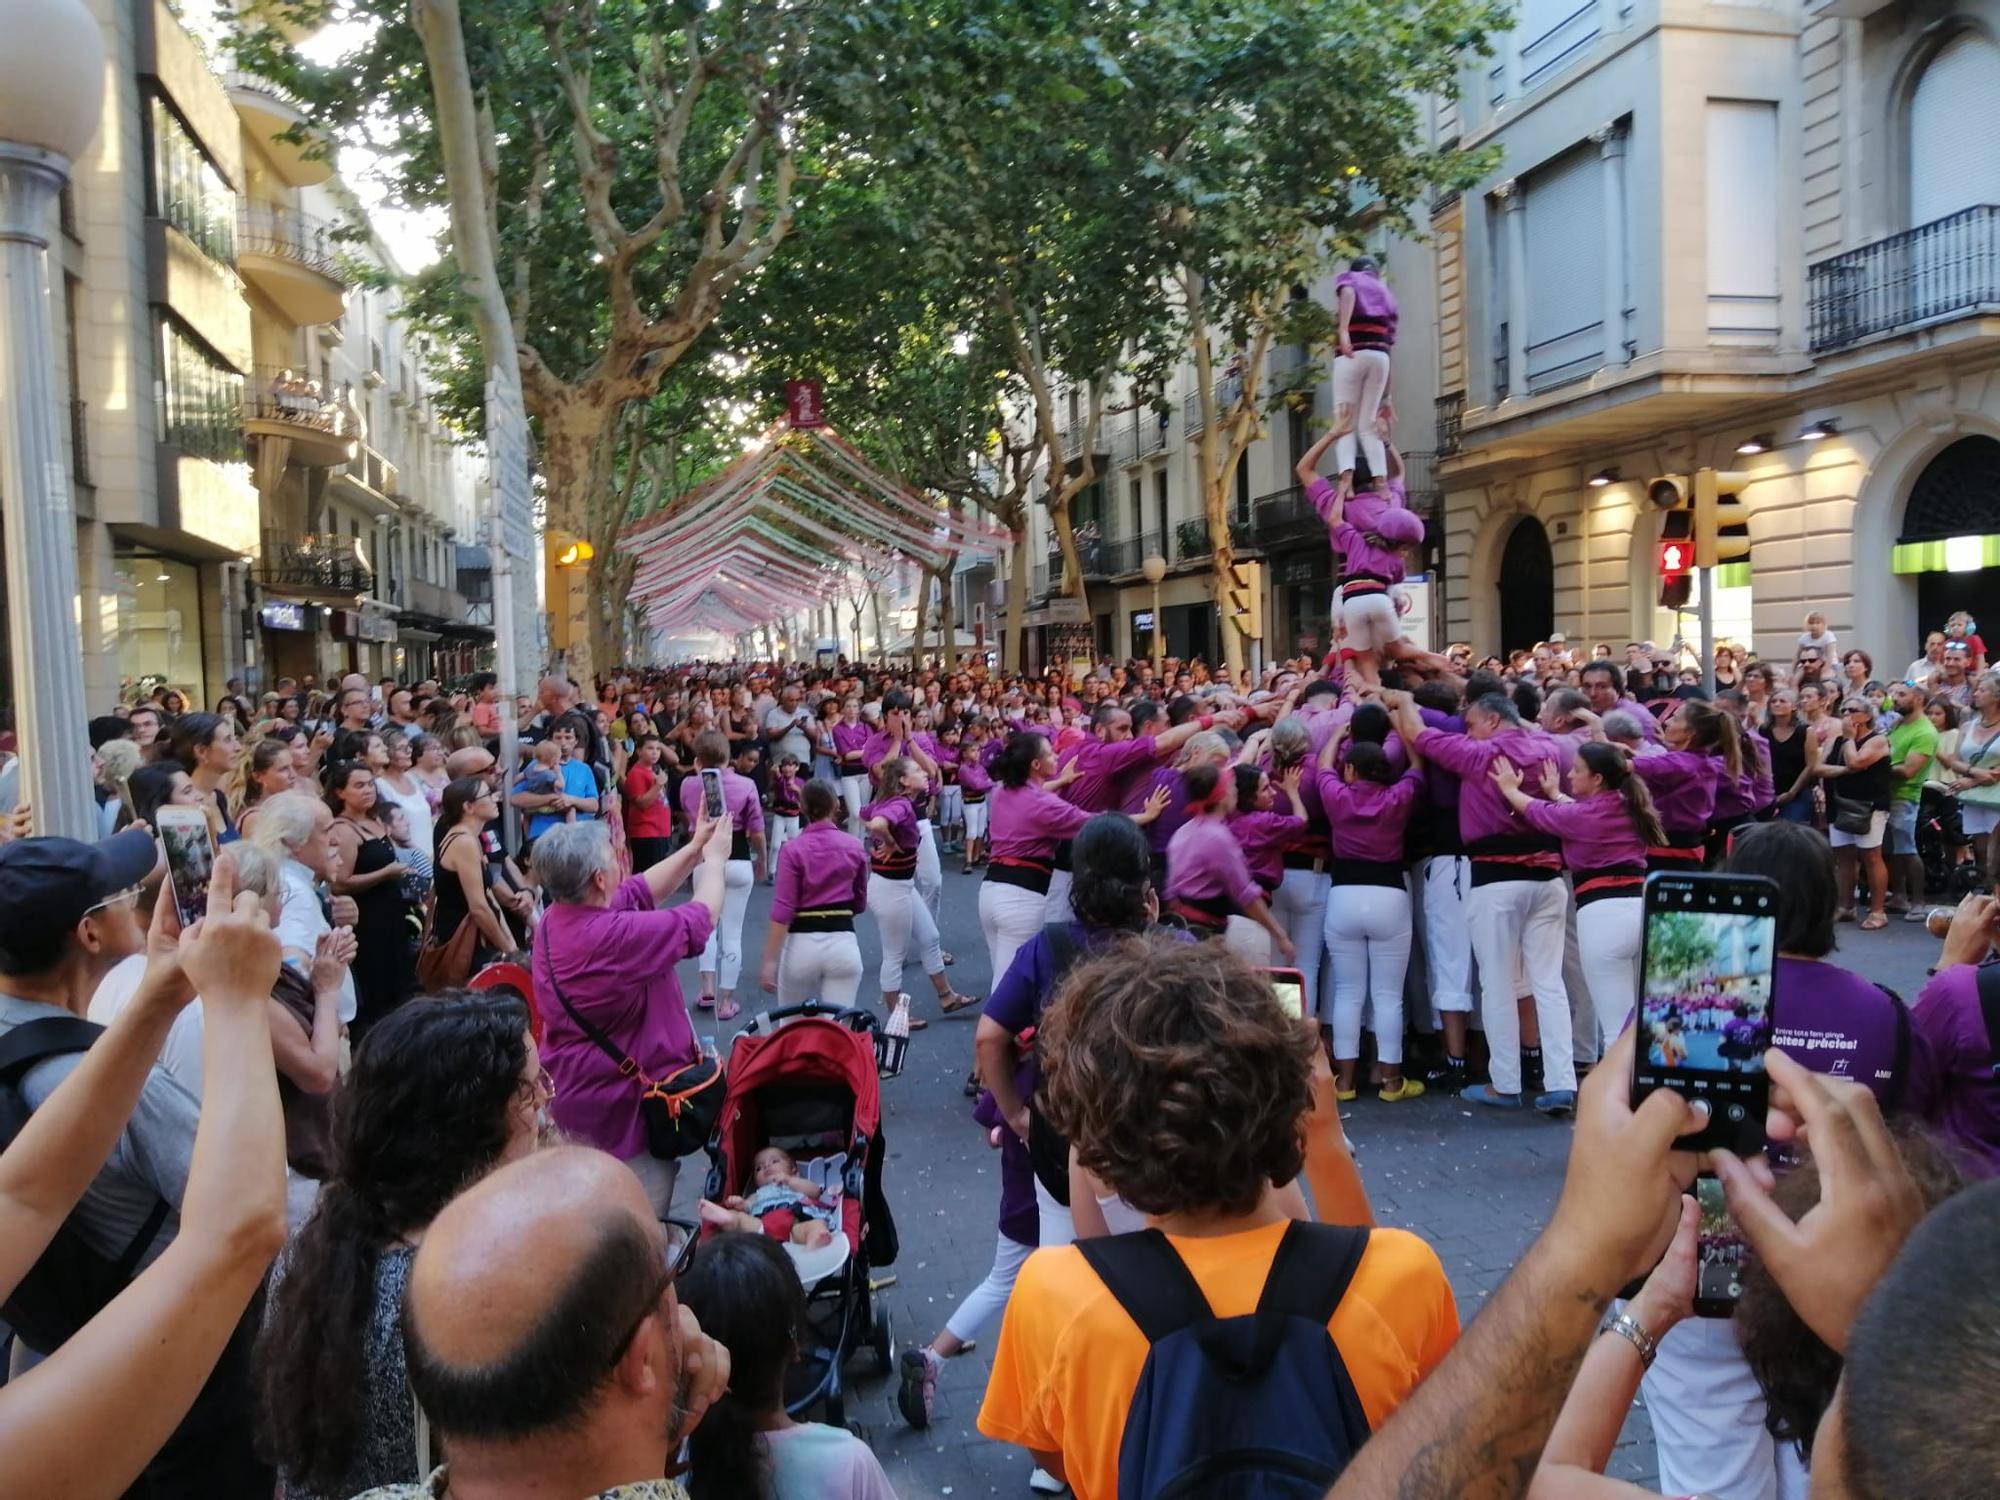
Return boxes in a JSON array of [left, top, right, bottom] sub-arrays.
[[1601, 1309, 1659, 1368]]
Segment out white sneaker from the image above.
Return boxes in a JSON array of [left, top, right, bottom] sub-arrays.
[[1028, 1468, 1068, 1495]]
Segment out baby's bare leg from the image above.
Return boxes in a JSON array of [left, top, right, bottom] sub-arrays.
[[791, 1219, 833, 1249]]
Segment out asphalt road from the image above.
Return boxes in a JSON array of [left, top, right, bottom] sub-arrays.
[[661, 857, 1951, 1498]]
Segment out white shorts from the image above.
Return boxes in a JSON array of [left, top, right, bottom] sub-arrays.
[[1829, 808, 1888, 850], [1962, 802, 2000, 837], [1338, 587, 1402, 654]]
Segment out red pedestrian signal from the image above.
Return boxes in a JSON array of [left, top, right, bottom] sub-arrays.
[[1658, 539, 1690, 577], [1658, 510, 1694, 610]]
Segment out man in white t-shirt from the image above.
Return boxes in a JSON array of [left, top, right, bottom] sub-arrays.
[[249, 794, 358, 1024], [762, 683, 814, 767]]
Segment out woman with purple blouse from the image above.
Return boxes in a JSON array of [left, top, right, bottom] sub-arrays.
[[1162, 761, 1296, 962], [1492, 739, 1663, 1054], [1317, 719, 1427, 1102], [677, 730, 766, 1022], [863, 757, 977, 1028], [1331, 255, 1398, 489], [755, 779, 869, 1007], [1222, 762, 1308, 964], [831, 697, 871, 831], [979, 732, 1089, 983]]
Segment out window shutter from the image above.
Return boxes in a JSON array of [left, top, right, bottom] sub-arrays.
[[1524, 145, 1605, 390]]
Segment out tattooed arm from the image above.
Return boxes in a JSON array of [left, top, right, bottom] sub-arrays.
[[1327, 1026, 1705, 1500]]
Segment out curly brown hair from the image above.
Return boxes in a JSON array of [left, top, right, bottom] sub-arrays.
[[1035, 935, 1315, 1218]]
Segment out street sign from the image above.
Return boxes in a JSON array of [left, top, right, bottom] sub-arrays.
[[1046, 594, 1088, 624]]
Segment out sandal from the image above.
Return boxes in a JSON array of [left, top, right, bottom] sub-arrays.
[[695, 993, 717, 1010], [1835, 909, 1856, 924], [715, 998, 742, 1021], [1859, 913, 1888, 931], [938, 991, 980, 1015]]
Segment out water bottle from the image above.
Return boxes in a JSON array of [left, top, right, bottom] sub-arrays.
[[700, 1034, 720, 1066]]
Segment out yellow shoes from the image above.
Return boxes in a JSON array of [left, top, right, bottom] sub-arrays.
[[1378, 1079, 1426, 1103]]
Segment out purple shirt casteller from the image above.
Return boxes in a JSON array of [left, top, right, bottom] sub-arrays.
[[1307, 477, 1424, 584], [1769, 956, 1940, 1124], [771, 820, 869, 926], [1060, 733, 1164, 814], [1164, 816, 1262, 911], [1517, 790, 1647, 872], [677, 765, 763, 836], [1335, 268, 1399, 344], [536, 876, 715, 1160], [1911, 962, 2000, 1174], [1320, 766, 1427, 865], [987, 782, 1092, 865]]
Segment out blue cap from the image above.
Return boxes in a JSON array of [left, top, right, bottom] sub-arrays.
[[0, 830, 158, 940]]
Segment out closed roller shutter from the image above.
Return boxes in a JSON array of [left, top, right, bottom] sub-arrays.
[[1524, 144, 1605, 391]]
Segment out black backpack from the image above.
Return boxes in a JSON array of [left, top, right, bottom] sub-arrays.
[[0, 1017, 169, 1355], [1078, 1221, 1375, 1497]]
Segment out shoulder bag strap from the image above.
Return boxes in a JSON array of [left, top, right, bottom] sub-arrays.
[[535, 929, 653, 1087], [1975, 963, 2000, 1077], [0, 1015, 105, 1078], [1871, 983, 1913, 1114], [1075, 1228, 1213, 1343]]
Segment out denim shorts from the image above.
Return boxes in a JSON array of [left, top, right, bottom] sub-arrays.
[[1886, 797, 1919, 856]]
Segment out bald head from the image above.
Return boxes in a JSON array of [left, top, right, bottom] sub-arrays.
[[445, 746, 497, 780], [538, 676, 575, 712], [340, 672, 369, 695], [404, 1147, 673, 1441]]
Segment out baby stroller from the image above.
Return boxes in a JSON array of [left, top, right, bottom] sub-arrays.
[[703, 1002, 899, 1425], [1919, 785, 1986, 899]]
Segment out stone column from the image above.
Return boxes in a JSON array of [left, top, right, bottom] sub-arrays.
[[1497, 180, 1529, 399], [1595, 123, 1630, 368]]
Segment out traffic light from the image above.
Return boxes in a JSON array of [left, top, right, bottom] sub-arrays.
[[1693, 468, 1753, 569], [1225, 559, 1264, 641], [1657, 511, 1693, 610]]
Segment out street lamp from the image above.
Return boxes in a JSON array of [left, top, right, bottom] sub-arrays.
[[0, 0, 106, 839], [1141, 551, 1168, 678]]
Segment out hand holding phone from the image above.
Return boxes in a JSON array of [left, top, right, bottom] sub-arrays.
[[154, 805, 217, 929], [699, 766, 725, 821], [1262, 967, 1307, 1022], [1631, 871, 1780, 1156]]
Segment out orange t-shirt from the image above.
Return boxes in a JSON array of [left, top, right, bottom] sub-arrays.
[[976, 1221, 1458, 1500]]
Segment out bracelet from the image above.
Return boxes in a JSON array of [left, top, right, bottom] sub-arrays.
[[1601, 1311, 1659, 1368]]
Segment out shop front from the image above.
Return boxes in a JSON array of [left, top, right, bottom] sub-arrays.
[[113, 549, 211, 708]]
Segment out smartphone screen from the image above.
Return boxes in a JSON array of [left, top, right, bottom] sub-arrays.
[[1693, 1174, 1748, 1317], [154, 805, 216, 929], [700, 767, 725, 820], [1263, 967, 1307, 1022], [1631, 871, 1779, 1155]]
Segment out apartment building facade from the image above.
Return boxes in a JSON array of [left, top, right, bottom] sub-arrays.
[[1430, 0, 2000, 666], [0, 0, 505, 715]]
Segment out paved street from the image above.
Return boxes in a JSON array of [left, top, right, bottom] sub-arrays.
[[662, 859, 1946, 1498]]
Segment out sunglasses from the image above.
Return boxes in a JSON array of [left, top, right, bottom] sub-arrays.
[[81, 885, 143, 919]]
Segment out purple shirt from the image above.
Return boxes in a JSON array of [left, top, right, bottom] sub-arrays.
[[771, 820, 869, 926], [536, 877, 715, 1160], [988, 782, 1092, 864], [1321, 767, 1426, 863], [1414, 726, 1559, 848], [1307, 477, 1421, 583], [1164, 816, 1261, 910], [1715, 735, 1772, 822], [1335, 268, 1399, 342], [862, 794, 920, 855], [1631, 751, 1721, 840], [1615, 698, 1661, 741], [958, 755, 994, 797], [677, 765, 762, 836], [831, 722, 870, 769], [1771, 956, 1941, 1125], [1341, 489, 1425, 584], [1061, 734, 1165, 813], [1517, 791, 1646, 871], [1124, 764, 1193, 855], [1228, 809, 1308, 889], [1911, 963, 2000, 1174]]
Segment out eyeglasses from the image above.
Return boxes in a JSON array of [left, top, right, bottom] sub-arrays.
[[81, 885, 143, 919], [662, 1216, 700, 1281]]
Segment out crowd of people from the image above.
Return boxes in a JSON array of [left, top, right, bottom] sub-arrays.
[[0, 341, 1997, 1491]]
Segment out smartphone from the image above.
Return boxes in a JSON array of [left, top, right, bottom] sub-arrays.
[[154, 805, 216, 929], [1631, 871, 1780, 1156], [1263, 967, 1307, 1022], [699, 766, 725, 820], [1692, 1174, 1749, 1317]]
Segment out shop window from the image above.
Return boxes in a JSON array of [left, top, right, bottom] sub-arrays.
[[149, 98, 234, 265], [115, 553, 207, 706]]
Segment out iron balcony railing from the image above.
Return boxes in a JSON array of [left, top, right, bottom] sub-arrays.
[[1099, 532, 1159, 575], [1493, 323, 1510, 402], [1435, 392, 1464, 457], [1808, 204, 2000, 353], [257, 529, 374, 596], [237, 203, 346, 284], [1175, 517, 1256, 562], [247, 365, 355, 434], [1253, 485, 1317, 546]]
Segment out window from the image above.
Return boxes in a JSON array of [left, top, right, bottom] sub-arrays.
[[157, 318, 244, 463], [1908, 33, 2000, 227], [1523, 144, 1605, 391], [1154, 469, 1169, 545], [149, 98, 234, 265], [114, 552, 206, 706], [1707, 101, 1780, 346], [1130, 478, 1144, 541]]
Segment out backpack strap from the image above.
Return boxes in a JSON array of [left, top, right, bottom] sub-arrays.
[[1076, 1228, 1216, 1343], [1872, 983, 1913, 1114], [1259, 1221, 1371, 1327], [1976, 963, 2000, 1078]]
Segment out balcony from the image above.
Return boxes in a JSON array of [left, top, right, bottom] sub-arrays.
[[1253, 485, 1318, 547], [237, 204, 348, 327], [257, 529, 374, 598], [331, 442, 399, 517], [1808, 205, 2000, 354], [1098, 532, 1160, 576], [402, 577, 469, 621], [227, 72, 334, 187], [1175, 517, 1255, 562], [245, 366, 358, 467], [1435, 391, 1464, 457]]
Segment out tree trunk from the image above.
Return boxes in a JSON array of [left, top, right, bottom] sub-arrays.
[[869, 588, 885, 662], [939, 562, 958, 674], [1003, 525, 1029, 674], [911, 568, 931, 671], [538, 394, 615, 689]]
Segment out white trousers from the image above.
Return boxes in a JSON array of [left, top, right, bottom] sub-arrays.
[[1324, 883, 1414, 1063], [1224, 914, 1273, 964], [1575, 895, 1643, 1054], [944, 1231, 1034, 1345], [1642, 1316, 1810, 1500], [840, 773, 868, 831], [1563, 884, 1599, 1068], [1332, 348, 1391, 477], [915, 818, 943, 926], [767, 814, 800, 870], [980, 881, 1048, 987], [1417, 855, 1474, 1016], [698, 858, 756, 990], [869, 873, 943, 991], [1272, 867, 1329, 1021], [1044, 867, 1073, 923], [962, 800, 989, 841], [1465, 877, 1576, 1094], [777, 929, 865, 1008]]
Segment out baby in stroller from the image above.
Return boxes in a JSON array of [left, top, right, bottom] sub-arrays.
[[700, 1145, 839, 1249]]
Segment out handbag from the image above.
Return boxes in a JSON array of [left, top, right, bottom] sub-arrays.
[[540, 939, 723, 1159], [415, 835, 480, 991], [1830, 794, 1876, 836]]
